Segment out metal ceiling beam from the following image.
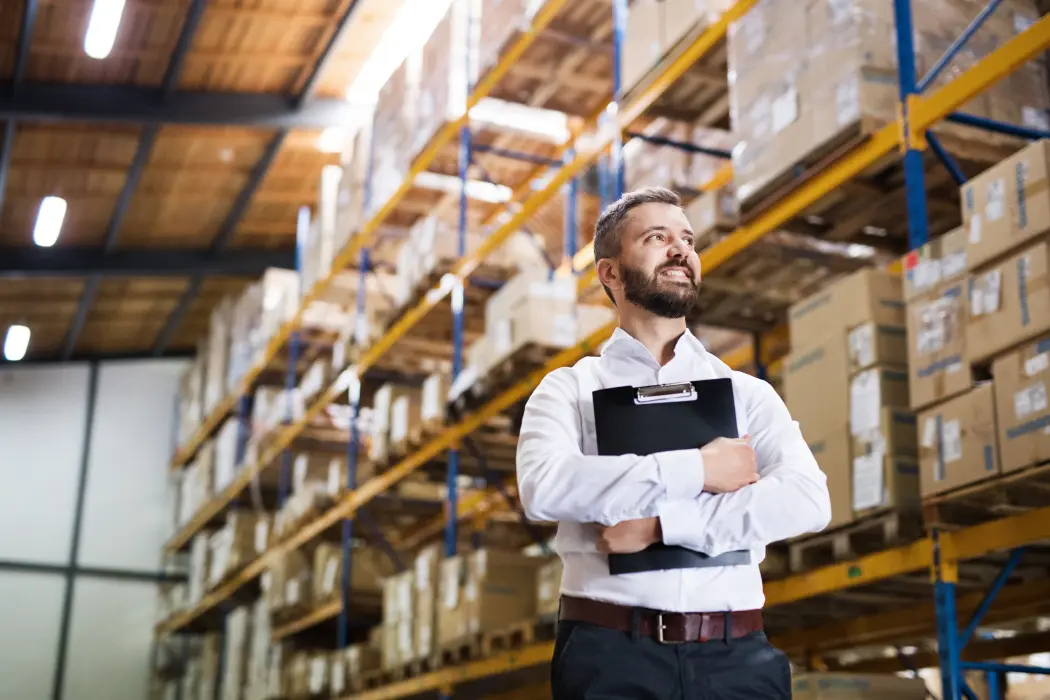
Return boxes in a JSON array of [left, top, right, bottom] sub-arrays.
[[61, 0, 209, 360], [152, 0, 365, 356], [0, 84, 365, 129], [0, 0, 38, 221], [4, 350, 196, 366], [0, 247, 295, 278]]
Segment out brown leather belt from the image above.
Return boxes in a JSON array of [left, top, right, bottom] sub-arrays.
[[558, 595, 763, 644]]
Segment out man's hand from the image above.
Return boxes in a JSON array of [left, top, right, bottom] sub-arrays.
[[701, 436, 759, 494], [596, 517, 661, 554]]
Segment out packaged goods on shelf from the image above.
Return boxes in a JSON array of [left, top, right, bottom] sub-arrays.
[[219, 605, 252, 700], [211, 417, 240, 493], [381, 569, 416, 668], [684, 183, 739, 249], [311, 542, 387, 605], [792, 672, 930, 699], [621, 0, 734, 96], [302, 164, 345, 297], [421, 371, 451, 426], [414, 0, 481, 157], [484, 269, 576, 363], [369, 49, 422, 218], [477, 0, 537, 77], [187, 634, 221, 700], [177, 350, 207, 445], [437, 555, 469, 646], [992, 333, 1050, 474], [905, 278, 973, 411], [203, 296, 234, 415], [786, 268, 914, 527], [413, 543, 443, 662], [459, 548, 547, 636], [535, 557, 563, 618], [266, 549, 313, 619], [726, 0, 1050, 207], [177, 442, 215, 527], [206, 510, 267, 588], [330, 644, 382, 695], [967, 239, 1050, 364], [917, 381, 1000, 496], [902, 226, 968, 302], [188, 534, 210, 606], [285, 650, 329, 699], [390, 386, 425, 455], [244, 600, 271, 700]]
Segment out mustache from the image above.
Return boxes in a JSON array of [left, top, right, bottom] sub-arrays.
[[656, 259, 695, 279]]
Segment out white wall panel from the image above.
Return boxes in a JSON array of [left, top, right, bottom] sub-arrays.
[[61, 577, 157, 700], [78, 360, 187, 571], [0, 571, 65, 699], [0, 365, 89, 564]]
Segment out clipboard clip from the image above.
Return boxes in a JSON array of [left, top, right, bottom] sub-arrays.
[[634, 382, 697, 405]]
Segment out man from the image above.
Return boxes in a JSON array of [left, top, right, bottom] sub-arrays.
[[516, 187, 832, 699]]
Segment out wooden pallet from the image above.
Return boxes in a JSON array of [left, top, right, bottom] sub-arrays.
[[357, 656, 437, 690], [786, 509, 926, 574], [923, 461, 1050, 529], [438, 619, 538, 667]]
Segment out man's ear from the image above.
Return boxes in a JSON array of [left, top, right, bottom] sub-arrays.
[[596, 259, 619, 292]]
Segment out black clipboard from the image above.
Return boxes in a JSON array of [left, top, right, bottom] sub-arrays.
[[592, 378, 752, 575]]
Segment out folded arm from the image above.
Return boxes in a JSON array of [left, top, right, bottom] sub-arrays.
[[657, 379, 832, 556], [516, 368, 706, 526]]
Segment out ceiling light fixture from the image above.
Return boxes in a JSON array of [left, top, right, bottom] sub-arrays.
[[33, 196, 68, 248], [4, 325, 30, 362], [84, 0, 126, 59]]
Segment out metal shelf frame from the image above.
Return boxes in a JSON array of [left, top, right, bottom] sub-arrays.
[[158, 1, 1050, 697]]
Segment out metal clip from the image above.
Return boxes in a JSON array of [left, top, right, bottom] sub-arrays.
[[634, 382, 697, 405]]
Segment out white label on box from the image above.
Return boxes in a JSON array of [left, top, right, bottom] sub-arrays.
[[552, 314, 576, 347], [495, 320, 512, 355], [420, 624, 431, 651], [1025, 353, 1050, 377], [539, 581, 552, 602], [852, 454, 884, 511], [465, 579, 478, 602], [913, 260, 941, 292], [391, 396, 408, 443], [941, 250, 967, 279], [327, 460, 341, 496], [309, 658, 326, 694], [354, 313, 370, 346], [331, 660, 345, 693], [254, 519, 268, 554], [982, 269, 1002, 314], [1031, 382, 1048, 414], [398, 576, 412, 612], [849, 369, 882, 437], [1016, 12, 1036, 33], [286, 578, 300, 605], [1016, 386, 1035, 418], [294, 454, 308, 491], [849, 324, 875, 369], [772, 86, 798, 134], [398, 619, 412, 654], [422, 374, 440, 422], [333, 339, 346, 370], [986, 178, 1006, 221], [835, 76, 860, 128], [415, 552, 430, 590], [921, 417, 938, 449], [443, 563, 459, 609], [324, 558, 338, 594], [943, 419, 963, 463], [1023, 106, 1050, 131], [474, 550, 487, 578], [969, 214, 982, 244]]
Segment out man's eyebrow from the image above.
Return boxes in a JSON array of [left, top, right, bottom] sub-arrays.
[[640, 225, 695, 237]]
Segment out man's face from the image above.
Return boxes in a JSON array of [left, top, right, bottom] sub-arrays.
[[609, 202, 702, 318]]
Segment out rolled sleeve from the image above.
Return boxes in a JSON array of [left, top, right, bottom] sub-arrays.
[[656, 496, 705, 550], [653, 449, 705, 501]]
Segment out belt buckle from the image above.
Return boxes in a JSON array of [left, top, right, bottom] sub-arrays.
[[655, 613, 682, 644]]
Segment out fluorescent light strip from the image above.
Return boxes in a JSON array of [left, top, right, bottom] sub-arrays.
[[84, 0, 126, 60], [4, 325, 30, 362], [33, 196, 68, 248]]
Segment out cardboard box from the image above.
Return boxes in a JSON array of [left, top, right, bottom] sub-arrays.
[[917, 382, 1001, 497], [535, 558, 563, 618], [622, 0, 669, 96], [906, 279, 973, 411], [847, 322, 908, 374], [413, 543, 443, 661], [791, 672, 929, 699], [961, 140, 1050, 270], [808, 428, 852, 529], [684, 185, 738, 247], [437, 556, 469, 646], [461, 549, 543, 636], [784, 333, 850, 440], [849, 366, 910, 439], [788, 269, 904, 349], [992, 334, 1050, 474], [901, 226, 969, 301], [967, 239, 1050, 363]]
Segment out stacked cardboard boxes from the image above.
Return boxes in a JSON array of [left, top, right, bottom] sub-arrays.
[[911, 140, 1050, 497], [381, 570, 416, 669], [726, 0, 1050, 206], [329, 644, 382, 696], [784, 268, 917, 528], [370, 50, 423, 219], [412, 543, 443, 664], [177, 348, 208, 445]]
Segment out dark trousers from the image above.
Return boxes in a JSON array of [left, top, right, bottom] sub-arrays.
[[550, 619, 792, 699]]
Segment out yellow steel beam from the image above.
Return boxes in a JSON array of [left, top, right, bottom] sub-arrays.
[[393, 488, 502, 552], [343, 641, 556, 700], [833, 629, 1050, 675], [271, 599, 342, 642], [945, 504, 1050, 562], [165, 0, 571, 471]]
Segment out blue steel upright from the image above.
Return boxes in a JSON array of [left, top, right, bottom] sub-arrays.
[[611, 0, 627, 198], [893, 0, 930, 250]]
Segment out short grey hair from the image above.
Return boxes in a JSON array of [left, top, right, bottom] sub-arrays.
[[592, 186, 682, 301]]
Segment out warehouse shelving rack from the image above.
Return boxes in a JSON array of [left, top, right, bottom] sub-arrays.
[[156, 1, 1050, 699]]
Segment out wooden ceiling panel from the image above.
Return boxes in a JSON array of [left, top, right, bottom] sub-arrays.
[[231, 130, 337, 248], [309, 0, 408, 99], [0, 278, 86, 358], [27, 0, 188, 87], [75, 277, 191, 353], [117, 126, 276, 248], [179, 0, 343, 94], [0, 2, 25, 83], [0, 124, 141, 248]]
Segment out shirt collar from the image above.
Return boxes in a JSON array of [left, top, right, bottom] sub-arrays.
[[601, 326, 709, 365]]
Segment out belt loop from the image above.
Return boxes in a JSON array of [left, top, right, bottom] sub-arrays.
[[629, 607, 641, 642], [723, 611, 733, 646]]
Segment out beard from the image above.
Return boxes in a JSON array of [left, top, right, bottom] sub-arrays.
[[620, 259, 700, 319]]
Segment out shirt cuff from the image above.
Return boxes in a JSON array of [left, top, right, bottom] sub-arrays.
[[657, 498, 704, 550], [653, 448, 705, 501]]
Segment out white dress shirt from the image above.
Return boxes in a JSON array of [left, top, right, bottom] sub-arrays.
[[516, 327, 832, 613]]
